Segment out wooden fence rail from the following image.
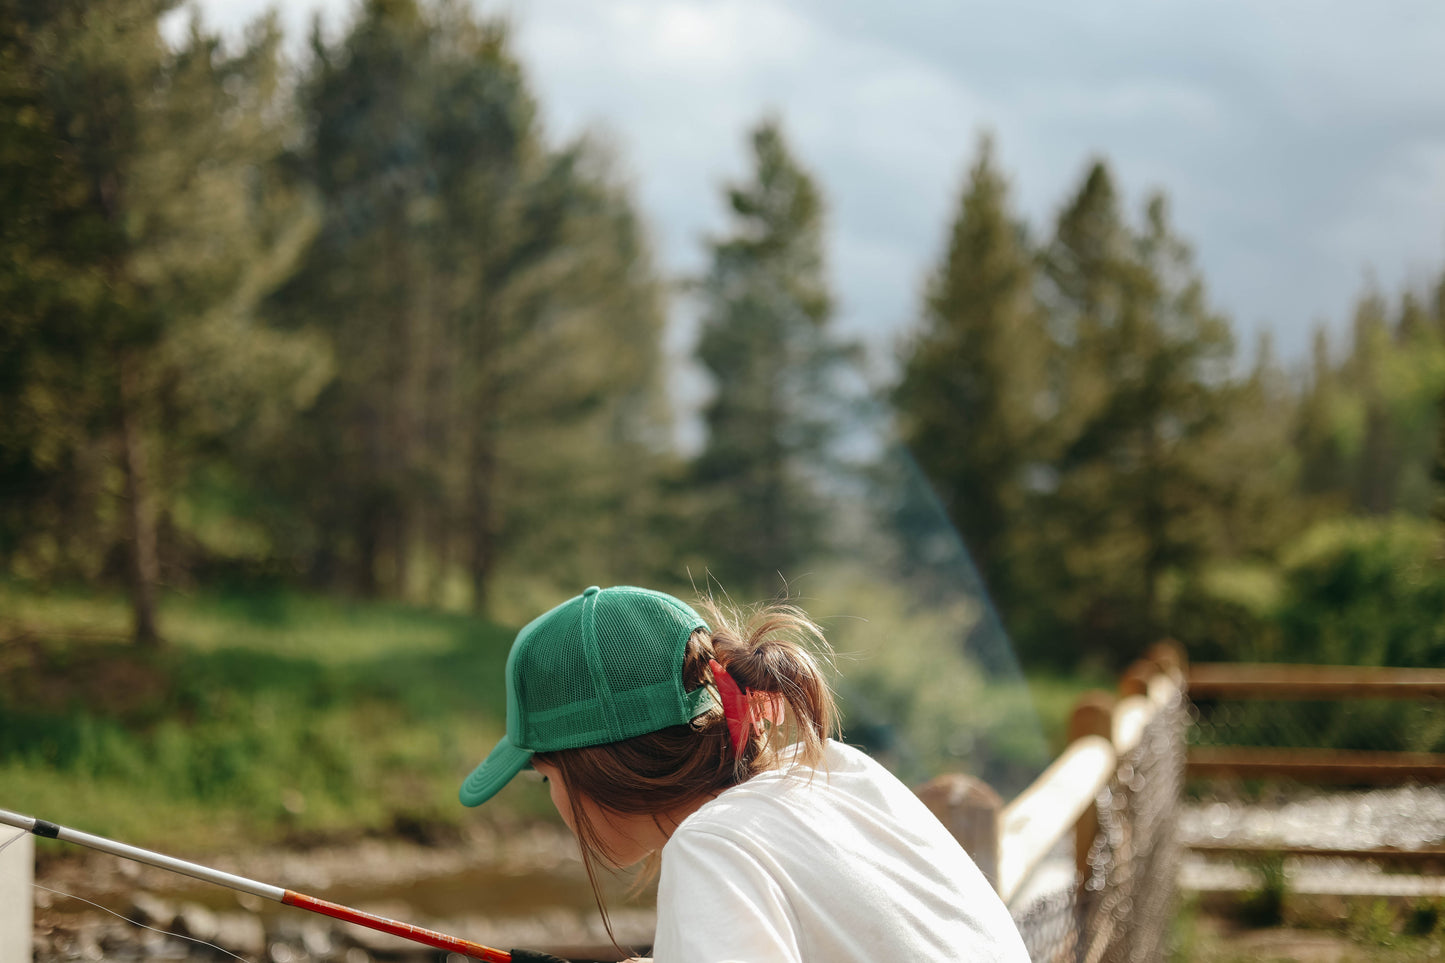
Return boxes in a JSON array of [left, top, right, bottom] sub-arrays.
[[1185, 661, 1445, 783], [1188, 663, 1445, 701]]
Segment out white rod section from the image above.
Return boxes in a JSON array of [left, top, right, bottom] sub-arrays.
[[0, 808, 285, 903]]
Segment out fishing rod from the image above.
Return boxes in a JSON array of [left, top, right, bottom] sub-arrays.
[[0, 808, 568, 963]]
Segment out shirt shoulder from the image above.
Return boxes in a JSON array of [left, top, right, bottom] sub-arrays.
[[657, 740, 1031, 963]]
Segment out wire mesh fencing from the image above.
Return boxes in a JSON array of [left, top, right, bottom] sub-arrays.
[[1011, 878, 1078, 963], [1076, 682, 1186, 963], [1189, 696, 1445, 756], [1005, 674, 1188, 963]]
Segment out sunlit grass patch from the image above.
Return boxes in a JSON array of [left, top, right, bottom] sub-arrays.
[[0, 582, 515, 848]]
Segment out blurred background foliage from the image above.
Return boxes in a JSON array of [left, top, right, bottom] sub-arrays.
[[3, 0, 1445, 840]]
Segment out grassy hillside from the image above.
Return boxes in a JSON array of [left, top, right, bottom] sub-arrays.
[[0, 581, 1100, 854], [0, 583, 538, 851]]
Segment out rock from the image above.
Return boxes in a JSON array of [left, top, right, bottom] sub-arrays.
[[213, 911, 267, 957], [301, 921, 334, 958], [140, 928, 187, 959], [173, 901, 220, 943], [126, 892, 174, 929], [74, 921, 104, 961], [98, 919, 138, 953]]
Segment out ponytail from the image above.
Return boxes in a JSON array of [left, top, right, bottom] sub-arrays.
[[699, 597, 837, 774], [532, 595, 839, 949]]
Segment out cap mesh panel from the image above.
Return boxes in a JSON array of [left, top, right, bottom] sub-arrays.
[[511, 587, 707, 751], [514, 600, 605, 748], [594, 592, 691, 735]]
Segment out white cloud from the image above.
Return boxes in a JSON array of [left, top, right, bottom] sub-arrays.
[[1020, 81, 1223, 132], [1323, 138, 1445, 286], [187, 0, 1445, 366], [508, 0, 997, 349]]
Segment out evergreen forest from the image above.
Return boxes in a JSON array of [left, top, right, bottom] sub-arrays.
[[5, 0, 1445, 689]]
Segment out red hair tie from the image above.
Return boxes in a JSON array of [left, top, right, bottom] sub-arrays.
[[709, 659, 752, 757]]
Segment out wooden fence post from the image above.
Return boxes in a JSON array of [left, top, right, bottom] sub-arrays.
[[1146, 639, 1187, 683], [917, 773, 1003, 892], [1119, 660, 1154, 698], [0, 829, 32, 961], [1069, 690, 1116, 890]]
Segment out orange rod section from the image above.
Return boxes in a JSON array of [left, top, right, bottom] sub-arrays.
[[281, 890, 511, 963]]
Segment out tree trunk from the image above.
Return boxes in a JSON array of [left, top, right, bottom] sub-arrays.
[[1141, 417, 1166, 642], [118, 351, 161, 648], [428, 504, 451, 607], [390, 510, 410, 600], [468, 424, 497, 614], [1432, 391, 1445, 531], [357, 499, 382, 598]]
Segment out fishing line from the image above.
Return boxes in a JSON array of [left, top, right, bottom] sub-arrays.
[[0, 812, 521, 962], [3, 826, 254, 963], [30, 882, 254, 963], [3, 829, 252, 963]]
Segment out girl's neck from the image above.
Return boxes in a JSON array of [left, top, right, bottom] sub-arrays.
[[635, 791, 718, 854]]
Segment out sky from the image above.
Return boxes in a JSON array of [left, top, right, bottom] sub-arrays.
[[184, 0, 1445, 375]]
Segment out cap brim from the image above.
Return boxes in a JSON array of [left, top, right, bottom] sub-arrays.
[[459, 734, 533, 807]]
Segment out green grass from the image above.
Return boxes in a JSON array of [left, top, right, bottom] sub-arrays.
[[1169, 894, 1445, 963], [0, 581, 475, 662], [0, 582, 528, 851], [0, 579, 1109, 852]]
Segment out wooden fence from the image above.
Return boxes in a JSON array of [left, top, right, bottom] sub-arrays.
[[913, 652, 1445, 960], [1180, 657, 1445, 903], [917, 642, 1187, 961], [1185, 661, 1445, 784]]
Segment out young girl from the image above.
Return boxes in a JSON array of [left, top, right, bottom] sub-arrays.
[[459, 585, 1030, 962]]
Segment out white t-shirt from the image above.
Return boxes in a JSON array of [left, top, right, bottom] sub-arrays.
[[652, 740, 1031, 963]]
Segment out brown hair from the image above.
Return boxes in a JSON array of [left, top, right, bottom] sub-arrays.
[[533, 596, 838, 946]]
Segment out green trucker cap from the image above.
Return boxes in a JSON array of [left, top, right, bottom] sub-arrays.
[[459, 585, 714, 807]]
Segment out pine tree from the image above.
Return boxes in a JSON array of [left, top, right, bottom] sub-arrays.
[[691, 119, 857, 593], [1434, 390, 1445, 542], [1292, 280, 1445, 519], [1040, 164, 1237, 663], [1031, 160, 1137, 659], [0, 2, 312, 644], [1433, 271, 1445, 541], [270, 0, 675, 607], [893, 134, 1046, 609], [271, 0, 496, 598], [1294, 328, 1348, 504], [1348, 286, 1398, 514], [1209, 330, 1304, 556]]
